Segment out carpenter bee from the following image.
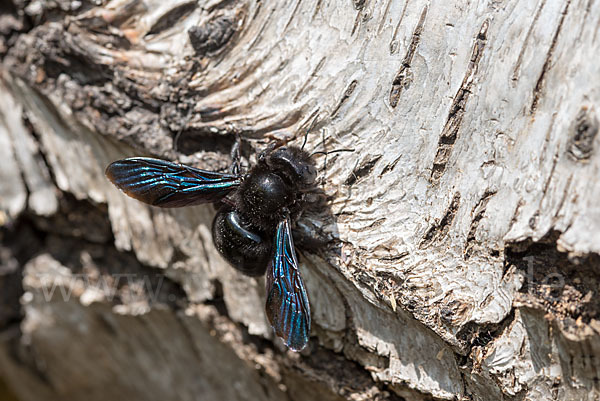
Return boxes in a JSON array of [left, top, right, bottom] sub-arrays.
[[105, 144, 317, 351]]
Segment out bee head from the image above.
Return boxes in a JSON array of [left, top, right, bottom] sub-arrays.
[[262, 146, 317, 188]]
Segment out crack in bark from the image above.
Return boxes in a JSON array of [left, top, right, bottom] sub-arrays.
[[388, 5, 427, 108], [512, 0, 547, 83], [331, 80, 358, 119], [293, 56, 326, 103], [430, 19, 489, 183], [552, 174, 572, 225], [530, 154, 560, 231], [378, 0, 393, 35], [351, 8, 362, 36], [456, 309, 516, 359], [379, 154, 402, 176], [283, 0, 303, 33], [344, 154, 382, 186], [247, 5, 273, 50], [507, 231, 600, 340], [312, 0, 324, 19], [389, 0, 411, 54], [464, 190, 497, 260], [530, 0, 572, 114], [420, 192, 461, 248]]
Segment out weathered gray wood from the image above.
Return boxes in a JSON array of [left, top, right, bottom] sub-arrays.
[[1, 0, 600, 400]]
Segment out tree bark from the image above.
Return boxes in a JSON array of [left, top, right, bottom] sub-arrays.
[[1, 0, 599, 400]]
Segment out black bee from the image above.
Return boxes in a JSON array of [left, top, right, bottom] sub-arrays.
[[105, 145, 316, 351]]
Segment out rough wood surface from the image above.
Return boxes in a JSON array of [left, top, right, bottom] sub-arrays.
[[1, 0, 600, 400]]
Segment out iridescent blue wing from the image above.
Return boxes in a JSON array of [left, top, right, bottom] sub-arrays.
[[266, 217, 311, 351], [105, 157, 241, 207]]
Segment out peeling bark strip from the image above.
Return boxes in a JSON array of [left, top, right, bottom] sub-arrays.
[[389, 6, 427, 108], [530, 0, 572, 113], [430, 19, 489, 183], [568, 106, 599, 160], [420, 192, 461, 248]]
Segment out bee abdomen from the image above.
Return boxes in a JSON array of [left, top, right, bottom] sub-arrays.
[[211, 206, 271, 276]]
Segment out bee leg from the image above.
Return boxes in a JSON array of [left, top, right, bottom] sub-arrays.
[[230, 133, 242, 175]]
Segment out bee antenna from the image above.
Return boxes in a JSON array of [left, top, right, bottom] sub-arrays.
[[300, 110, 320, 151], [312, 148, 354, 185], [300, 129, 309, 151], [309, 148, 355, 157]]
